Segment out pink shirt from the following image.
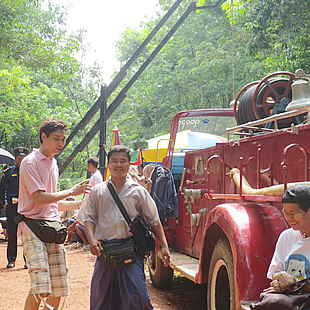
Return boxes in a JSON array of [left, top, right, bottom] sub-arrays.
[[18, 148, 60, 235]]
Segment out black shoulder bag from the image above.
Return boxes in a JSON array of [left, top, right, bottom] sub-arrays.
[[15, 214, 67, 244], [250, 277, 310, 310], [107, 182, 155, 256]]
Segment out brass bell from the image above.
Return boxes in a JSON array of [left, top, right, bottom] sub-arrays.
[[286, 79, 310, 111]]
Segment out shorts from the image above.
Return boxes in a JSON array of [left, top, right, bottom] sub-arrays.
[[22, 232, 69, 297]]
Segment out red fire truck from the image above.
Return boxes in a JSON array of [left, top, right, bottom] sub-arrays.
[[147, 69, 310, 309]]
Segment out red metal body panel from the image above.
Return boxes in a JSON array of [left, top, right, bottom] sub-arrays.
[[221, 124, 310, 189]]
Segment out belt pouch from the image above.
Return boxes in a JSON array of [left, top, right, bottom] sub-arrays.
[[15, 214, 67, 244], [101, 237, 136, 268]]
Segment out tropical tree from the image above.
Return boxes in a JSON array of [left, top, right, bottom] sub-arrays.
[[111, 0, 267, 144], [0, 0, 104, 188], [221, 0, 310, 72]]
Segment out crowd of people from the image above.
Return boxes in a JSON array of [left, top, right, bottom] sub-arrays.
[[0, 117, 174, 310], [1, 116, 310, 310]]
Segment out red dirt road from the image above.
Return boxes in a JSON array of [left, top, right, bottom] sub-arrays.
[[0, 232, 206, 310]]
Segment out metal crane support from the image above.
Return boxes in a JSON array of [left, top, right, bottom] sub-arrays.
[[58, 0, 222, 175]]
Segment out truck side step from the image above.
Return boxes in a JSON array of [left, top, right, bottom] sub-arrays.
[[168, 249, 199, 282]]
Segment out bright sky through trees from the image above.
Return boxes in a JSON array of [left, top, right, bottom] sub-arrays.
[[50, 0, 159, 82]]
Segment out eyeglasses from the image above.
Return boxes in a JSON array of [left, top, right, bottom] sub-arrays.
[[109, 160, 129, 166], [282, 210, 303, 218]]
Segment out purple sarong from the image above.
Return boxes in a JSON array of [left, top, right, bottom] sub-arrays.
[[90, 255, 154, 310], [77, 223, 88, 243]]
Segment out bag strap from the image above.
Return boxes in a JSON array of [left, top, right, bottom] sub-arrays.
[[14, 214, 38, 235], [107, 182, 132, 227], [286, 277, 310, 294], [14, 214, 24, 224]]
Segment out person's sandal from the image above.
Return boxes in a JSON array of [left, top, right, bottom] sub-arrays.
[[7, 262, 15, 268]]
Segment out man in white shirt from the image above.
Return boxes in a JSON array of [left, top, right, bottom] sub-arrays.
[[87, 157, 103, 187], [73, 157, 102, 244], [84, 145, 170, 310]]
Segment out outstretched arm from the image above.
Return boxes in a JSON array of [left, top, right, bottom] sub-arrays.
[[58, 199, 84, 211], [31, 179, 91, 207]]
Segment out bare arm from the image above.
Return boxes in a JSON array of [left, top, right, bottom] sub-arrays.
[[84, 221, 103, 257], [58, 199, 83, 211], [151, 222, 170, 267], [31, 179, 91, 207]]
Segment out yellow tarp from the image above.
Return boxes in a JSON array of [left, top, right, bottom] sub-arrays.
[[140, 148, 167, 163]]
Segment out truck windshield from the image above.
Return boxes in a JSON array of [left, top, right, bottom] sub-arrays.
[[177, 115, 236, 138]]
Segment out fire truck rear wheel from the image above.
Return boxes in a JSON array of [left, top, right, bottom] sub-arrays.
[[207, 239, 235, 310], [147, 251, 173, 288]]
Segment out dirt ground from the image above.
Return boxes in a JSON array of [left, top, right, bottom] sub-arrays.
[[0, 231, 206, 310]]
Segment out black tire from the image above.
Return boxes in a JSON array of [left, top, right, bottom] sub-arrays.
[[147, 251, 173, 289], [207, 239, 236, 310]]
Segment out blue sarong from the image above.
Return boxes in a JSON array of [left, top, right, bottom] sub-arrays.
[[90, 255, 154, 310]]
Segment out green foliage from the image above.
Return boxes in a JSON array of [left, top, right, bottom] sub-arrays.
[[2, 0, 310, 190], [112, 0, 267, 144], [110, 0, 310, 149], [222, 0, 247, 25], [0, 0, 104, 189], [0, 0, 69, 68], [222, 0, 310, 71]]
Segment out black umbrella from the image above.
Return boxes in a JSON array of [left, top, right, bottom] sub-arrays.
[[0, 148, 15, 165]]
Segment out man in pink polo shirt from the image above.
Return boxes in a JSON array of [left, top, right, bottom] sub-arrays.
[[18, 117, 92, 310]]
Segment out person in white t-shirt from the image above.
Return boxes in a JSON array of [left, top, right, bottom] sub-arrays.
[[87, 157, 103, 187], [264, 184, 310, 293], [72, 157, 103, 245]]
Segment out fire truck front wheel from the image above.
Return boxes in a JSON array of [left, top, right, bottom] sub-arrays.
[[207, 239, 236, 310], [147, 251, 173, 288]]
